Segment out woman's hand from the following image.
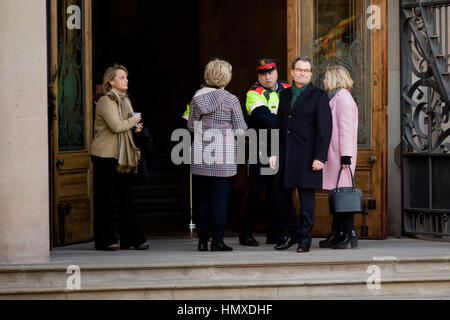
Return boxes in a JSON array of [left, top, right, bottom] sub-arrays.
[[134, 112, 142, 123], [269, 156, 277, 170], [134, 123, 143, 133], [341, 164, 350, 169]]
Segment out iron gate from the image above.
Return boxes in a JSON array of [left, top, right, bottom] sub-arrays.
[[401, 0, 450, 236]]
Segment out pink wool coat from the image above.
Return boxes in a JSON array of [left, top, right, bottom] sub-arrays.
[[322, 88, 358, 191]]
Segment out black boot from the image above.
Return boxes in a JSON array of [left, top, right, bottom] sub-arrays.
[[211, 239, 233, 251], [333, 214, 358, 249], [197, 231, 210, 251], [332, 230, 358, 249], [319, 215, 343, 248], [239, 232, 259, 246]]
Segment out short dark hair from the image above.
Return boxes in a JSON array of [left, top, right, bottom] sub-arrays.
[[291, 56, 314, 72]]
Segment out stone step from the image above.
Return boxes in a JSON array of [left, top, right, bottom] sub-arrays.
[[1, 256, 450, 299], [2, 275, 450, 300]]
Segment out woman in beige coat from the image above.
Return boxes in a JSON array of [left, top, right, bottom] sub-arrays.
[[91, 64, 148, 251]]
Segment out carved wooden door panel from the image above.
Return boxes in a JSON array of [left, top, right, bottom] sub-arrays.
[[287, 0, 388, 239], [49, 0, 93, 246]]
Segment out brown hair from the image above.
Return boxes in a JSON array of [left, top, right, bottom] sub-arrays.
[[102, 64, 129, 94], [291, 56, 314, 72]]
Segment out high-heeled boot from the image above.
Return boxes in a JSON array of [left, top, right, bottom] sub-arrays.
[[319, 214, 343, 248], [332, 214, 358, 249]]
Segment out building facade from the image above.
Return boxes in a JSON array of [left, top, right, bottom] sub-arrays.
[[0, 0, 448, 264]]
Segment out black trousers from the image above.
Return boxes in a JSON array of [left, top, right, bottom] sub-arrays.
[[196, 175, 232, 242], [273, 185, 315, 246], [91, 156, 146, 249], [238, 163, 283, 236]]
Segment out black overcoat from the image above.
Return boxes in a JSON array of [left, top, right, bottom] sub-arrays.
[[133, 126, 155, 180], [274, 83, 332, 189]]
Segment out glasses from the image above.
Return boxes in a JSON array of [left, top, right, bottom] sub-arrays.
[[293, 68, 311, 73]]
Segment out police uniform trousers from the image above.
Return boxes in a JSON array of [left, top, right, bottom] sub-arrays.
[[239, 163, 284, 237], [91, 156, 146, 249]]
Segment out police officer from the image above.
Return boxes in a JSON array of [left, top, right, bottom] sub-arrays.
[[238, 59, 291, 246], [181, 104, 190, 124]]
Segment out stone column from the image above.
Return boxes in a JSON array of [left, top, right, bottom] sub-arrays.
[[0, 0, 50, 263], [387, 0, 402, 237]]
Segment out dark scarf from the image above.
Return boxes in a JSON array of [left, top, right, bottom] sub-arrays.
[[290, 81, 310, 110], [327, 88, 342, 100]]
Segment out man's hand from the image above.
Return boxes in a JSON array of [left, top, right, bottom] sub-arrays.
[[312, 160, 324, 171]]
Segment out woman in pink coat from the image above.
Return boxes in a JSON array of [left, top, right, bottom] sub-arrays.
[[319, 65, 359, 249]]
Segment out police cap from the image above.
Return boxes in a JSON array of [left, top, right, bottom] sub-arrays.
[[256, 59, 278, 74]]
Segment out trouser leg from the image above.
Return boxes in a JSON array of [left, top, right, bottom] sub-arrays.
[[91, 156, 118, 248], [238, 164, 264, 235], [298, 188, 316, 246], [273, 185, 299, 240], [210, 177, 232, 242], [117, 172, 146, 247], [266, 177, 284, 237]]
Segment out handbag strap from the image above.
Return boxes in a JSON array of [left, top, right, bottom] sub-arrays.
[[335, 166, 356, 190]]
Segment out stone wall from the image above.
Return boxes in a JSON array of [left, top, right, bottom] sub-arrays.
[[0, 0, 50, 263]]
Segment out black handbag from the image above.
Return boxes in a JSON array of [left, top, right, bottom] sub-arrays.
[[328, 167, 363, 214]]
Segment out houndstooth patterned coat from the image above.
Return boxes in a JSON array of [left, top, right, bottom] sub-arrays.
[[188, 87, 248, 177]]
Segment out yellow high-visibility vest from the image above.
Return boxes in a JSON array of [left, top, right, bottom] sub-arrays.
[[245, 81, 291, 115], [182, 104, 189, 120]]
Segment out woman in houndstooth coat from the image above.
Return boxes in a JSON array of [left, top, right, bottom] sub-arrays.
[[188, 59, 248, 252]]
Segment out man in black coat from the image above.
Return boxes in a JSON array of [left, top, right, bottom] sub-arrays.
[[269, 56, 332, 252]]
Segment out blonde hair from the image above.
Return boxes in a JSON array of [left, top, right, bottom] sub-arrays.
[[102, 64, 129, 94], [324, 65, 354, 91], [204, 59, 232, 88]]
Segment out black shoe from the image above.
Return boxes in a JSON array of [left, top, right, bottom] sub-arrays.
[[274, 237, 298, 250], [319, 232, 342, 248], [239, 234, 259, 246], [296, 243, 310, 253], [135, 242, 149, 250], [198, 239, 209, 251], [120, 241, 149, 250], [211, 241, 233, 252], [96, 243, 119, 251], [332, 231, 358, 249], [266, 234, 286, 245]]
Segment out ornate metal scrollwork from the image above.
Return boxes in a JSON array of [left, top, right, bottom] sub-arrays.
[[401, 1, 450, 237], [401, 1, 450, 154]]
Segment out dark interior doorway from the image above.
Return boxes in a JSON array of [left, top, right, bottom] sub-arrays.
[[92, 0, 287, 237]]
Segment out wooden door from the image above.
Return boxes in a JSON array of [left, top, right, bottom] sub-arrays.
[[287, 0, 388, 239], [49, 0, 93, 246]]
